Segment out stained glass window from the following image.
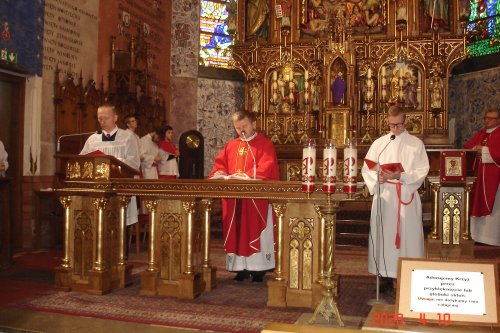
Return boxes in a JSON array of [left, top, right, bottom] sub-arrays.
[[466, 0, 500, 56], [199, 0, 236, 69]]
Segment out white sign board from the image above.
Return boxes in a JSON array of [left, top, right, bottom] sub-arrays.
[[397, 258, 499, 325]]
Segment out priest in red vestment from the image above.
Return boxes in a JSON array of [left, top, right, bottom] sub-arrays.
[[209, 110, 279, 282], [464, 108, 500, 245]]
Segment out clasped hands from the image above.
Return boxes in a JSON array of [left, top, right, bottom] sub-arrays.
[[378, 169, 401, 183]]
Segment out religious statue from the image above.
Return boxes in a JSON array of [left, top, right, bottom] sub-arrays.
[[429, 71, 444, 110], [280, 0, 292, 27], [396, 0, 408, 22], [390, 69, 400, 103], [250, 82, 262, 113], [403, 71, 418, 108], [331, 72, 347, 105], [246, 0, 269, 39], [277, 73, 286, 102]]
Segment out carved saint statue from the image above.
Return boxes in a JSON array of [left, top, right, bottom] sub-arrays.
[[246, 0, 269, 39], [331, 72, 347, 105], [250, 82, 262, 113], [429, 71, 444, 110]]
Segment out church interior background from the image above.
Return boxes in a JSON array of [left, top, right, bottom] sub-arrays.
[[0, 0, 499, 271]]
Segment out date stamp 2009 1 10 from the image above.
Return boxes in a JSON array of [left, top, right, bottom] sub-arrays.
[[372, 312, 452, 327]]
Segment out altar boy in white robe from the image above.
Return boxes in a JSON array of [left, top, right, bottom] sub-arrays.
[[80, 104, 140, 228], [361, 105, 429, 292]]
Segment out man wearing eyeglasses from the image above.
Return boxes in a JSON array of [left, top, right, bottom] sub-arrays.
[[464, 108, 500, 246], [361, 105, 429, 293]]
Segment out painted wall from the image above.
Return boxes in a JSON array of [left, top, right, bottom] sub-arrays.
[[0, 0, 44, 75], [38, 0, 99, 175], [448, 67, 500, 148]]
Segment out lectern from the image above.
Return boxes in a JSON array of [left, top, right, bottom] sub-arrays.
[[54, 154, 138, 295], [425, 149, 476, 258]]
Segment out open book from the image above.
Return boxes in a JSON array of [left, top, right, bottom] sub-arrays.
[[86, 150, 105, 156], [364, 159, 405, 173], [209, 173, 261, 180]]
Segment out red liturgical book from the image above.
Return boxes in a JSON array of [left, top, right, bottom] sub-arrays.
[[86, 150, 105, 156], [365, 159, 405, 173]]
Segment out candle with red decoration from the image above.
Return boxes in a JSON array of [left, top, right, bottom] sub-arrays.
[[343, 136, 357, 194], [302, 139, 316, 193], [322, 139, 337, 193]]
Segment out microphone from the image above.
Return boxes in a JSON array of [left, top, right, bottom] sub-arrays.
[[241, 130, 257, 180], [377, 134, 396, 166], [57, 130, 101, 152]]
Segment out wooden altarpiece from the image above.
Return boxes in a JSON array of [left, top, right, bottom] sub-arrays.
[[54, 34, 167, 156], [230, 0, 468, 178]]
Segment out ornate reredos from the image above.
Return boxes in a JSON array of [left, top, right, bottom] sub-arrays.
[[229, 0, 467, 148]]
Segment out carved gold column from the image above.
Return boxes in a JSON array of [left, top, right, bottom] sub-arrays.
[[116, 196, 133, 288], [140, 199, 159, 296], [146, 200, 158, 271], [92, 197, 108, 271], [59, 196, 72, 269], [272, 203, 287, 281], [179, 200, 202, 299], [117, 196, 130, 266], [201, 199, 212, 268], [55, 195, 73, 291], [182, 201, 196, 274], [429, 182, 441, 240], [201, 199, 217, 291], [462, 183, 473, 240], [267, 201, 288, 307], [310, 202, 344, 326]]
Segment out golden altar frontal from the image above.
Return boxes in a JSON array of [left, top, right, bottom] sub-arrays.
[[54, 155, 354, 310]]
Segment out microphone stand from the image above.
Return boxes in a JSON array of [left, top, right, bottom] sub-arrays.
[[374, 134, 395, 301], [241, 131, 257, 180], [57, 131, 101, 152]]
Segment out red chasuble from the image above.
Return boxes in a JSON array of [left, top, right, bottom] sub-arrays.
[[465, 126, 500, 217], [209, 133, 279, 256]]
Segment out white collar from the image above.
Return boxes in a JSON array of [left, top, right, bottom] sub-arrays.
[[103, 126, 118, 136], [240, 132, 257, 141], [486, 125, 499, 134]]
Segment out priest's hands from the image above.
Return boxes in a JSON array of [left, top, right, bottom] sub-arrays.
[[379, 169, 401, 182]]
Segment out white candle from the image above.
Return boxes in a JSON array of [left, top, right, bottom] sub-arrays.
[[305, 70, 309, 80], [273, 70, 277, 80], [323, 141, 337, 193], [302, 140, 316, 193], [367, 68, 372, 78], [343, 147, 357, 194], [381, 66, 386, 77]]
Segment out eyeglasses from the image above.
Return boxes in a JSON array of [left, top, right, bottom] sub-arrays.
[[484, 117, 498, 120], [388, 123, 404, 129]]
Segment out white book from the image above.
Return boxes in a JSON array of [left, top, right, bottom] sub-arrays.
[[482, 147, 494, 164]]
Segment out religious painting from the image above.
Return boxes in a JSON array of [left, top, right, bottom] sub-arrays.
[[246, 0, 270, 40], [386, 62, 422, 110], [405, 114, 423, 135], [344, 0, 386, 33], [269, 66, 308, 113], [440, 151, 466, 183], [420, 0, 451, 32]]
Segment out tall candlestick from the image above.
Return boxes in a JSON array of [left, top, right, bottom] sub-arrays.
[[302, 139, 316, 193], [323, 140, 337, 193]]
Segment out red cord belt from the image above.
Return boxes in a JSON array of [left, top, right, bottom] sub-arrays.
[[385, 180, 414, 249]]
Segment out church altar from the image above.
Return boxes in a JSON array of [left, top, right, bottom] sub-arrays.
[[53, 154, 354, 310]]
